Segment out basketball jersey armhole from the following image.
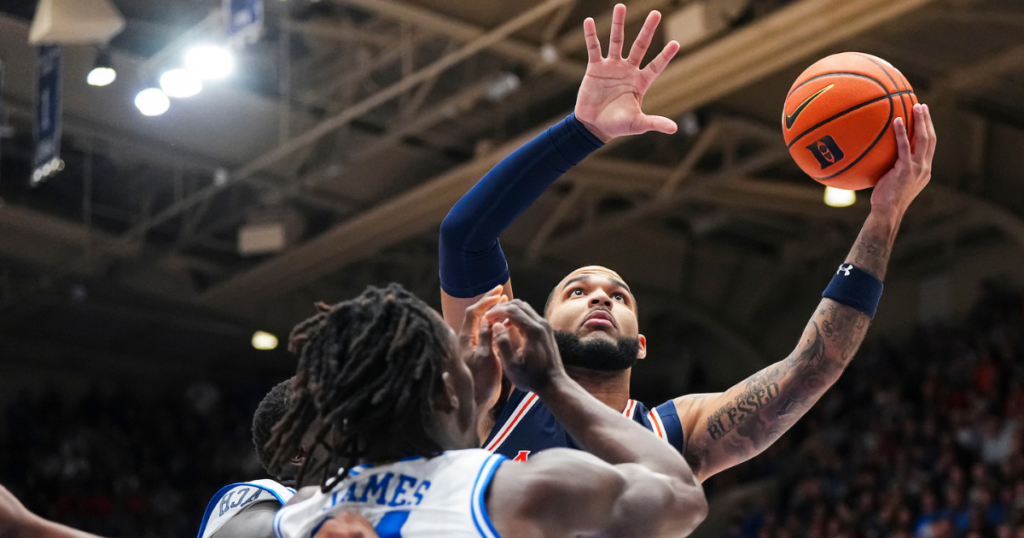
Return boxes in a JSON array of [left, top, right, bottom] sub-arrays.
[[198, 482, 288, 538], [652, 401, 686, 453], [470, 453, 507, 538], [483, 390, 539, 452]]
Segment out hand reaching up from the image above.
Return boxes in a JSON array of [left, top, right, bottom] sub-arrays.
[[575, 4, 681, 142]]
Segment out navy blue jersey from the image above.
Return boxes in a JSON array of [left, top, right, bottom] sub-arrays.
[[483, 388, 686, 461]]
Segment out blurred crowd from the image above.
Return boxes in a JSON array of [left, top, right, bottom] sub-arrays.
[[727, 286, 1024, 538], [4, 287, 1024, 538], [0, 381, 272, 538]]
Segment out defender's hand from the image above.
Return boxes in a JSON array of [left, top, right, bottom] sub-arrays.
[[871, 103, 936, 217], [484, 300, 565, 393], [575, 4, 681, 142], [459, 286, 506, 408]]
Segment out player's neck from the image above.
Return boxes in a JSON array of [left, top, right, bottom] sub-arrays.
[[564, 366, 632, 412]]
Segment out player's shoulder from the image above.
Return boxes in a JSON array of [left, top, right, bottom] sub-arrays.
[[645, 399, 687, 453], [197, 479, 295, 538]]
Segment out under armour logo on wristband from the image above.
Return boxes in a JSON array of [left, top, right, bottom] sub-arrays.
[[837, 264, 853, 276]]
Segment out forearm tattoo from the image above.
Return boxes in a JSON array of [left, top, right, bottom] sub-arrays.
[[683, 219, 892, 477]]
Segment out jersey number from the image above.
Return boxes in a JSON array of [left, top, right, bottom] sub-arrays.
[[375, 510, 410, 538]]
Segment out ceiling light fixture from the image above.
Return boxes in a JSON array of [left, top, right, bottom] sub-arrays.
[[160, 68, 203, 98], [823, 186, 856, 208], [135, 87, 170, 116], [184, 44, 235, 80], [251, 331, 278, 350], [86, 49, 116, 86]]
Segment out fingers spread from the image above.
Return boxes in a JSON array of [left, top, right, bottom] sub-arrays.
[[626, 10, 661, 66], [642, 40, 680, 80], [608, 3, 627, 59], [583, 17, 603, 63]]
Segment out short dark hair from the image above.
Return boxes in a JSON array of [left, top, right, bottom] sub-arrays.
[[544, 284, 559, 316], [252, 380, 292, 474], [264, 284, 455, 491]]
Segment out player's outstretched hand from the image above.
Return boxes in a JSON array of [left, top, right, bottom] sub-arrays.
[[575, 3, 681, 142], [458, 286, 507, 408], [312, 513, 379, 538], [484, 300, 565, 393], [871, 103, 936, 216]]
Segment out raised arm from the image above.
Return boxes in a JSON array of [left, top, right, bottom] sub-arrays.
[[484, 299, 706, 538], [676, 104, 937, 482], [439, 3, 680, 330]]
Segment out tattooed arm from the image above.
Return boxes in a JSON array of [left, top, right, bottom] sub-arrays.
[[675, 104, 937, 482]]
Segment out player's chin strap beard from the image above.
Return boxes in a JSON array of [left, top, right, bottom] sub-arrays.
[[554, 330, 640, 372]]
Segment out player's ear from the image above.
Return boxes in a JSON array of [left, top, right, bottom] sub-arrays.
[[637, 334, 647, 360], [439, 371, 459, 412], [291, 450, 306, 466]]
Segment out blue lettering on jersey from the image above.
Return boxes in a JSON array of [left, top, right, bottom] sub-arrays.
[[388, 475, 417, 507], [230, 488, 249, 509], [340, 483, 358, 503], [319, 473, 431, 513], [359, 473, 393, 504], [219, 491, 234, 516], [412, 481, 430, 505], [375, 510, 411, 538]]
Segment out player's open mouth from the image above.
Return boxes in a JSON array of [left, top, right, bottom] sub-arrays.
[[583, 310, 616, 330]]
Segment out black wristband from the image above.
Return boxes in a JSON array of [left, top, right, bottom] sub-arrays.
[[822, 264, 884, 318]]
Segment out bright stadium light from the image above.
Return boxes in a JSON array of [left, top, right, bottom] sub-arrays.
[[87, 68, 116, 86], [824, 186, 856, 208], [87, 49, 116, 86], [135, 88, 170, 116], [251, 331, 278, 351], [160, 68, 203, 98], [184, 45, 235, 80]]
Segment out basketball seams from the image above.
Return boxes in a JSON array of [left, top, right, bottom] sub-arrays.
[[786, 90, 914, 149], [785, 52, 918, 187], [786, 71, 887, 101], [856, 53, 910, 138], [815, 96, 894, 181]]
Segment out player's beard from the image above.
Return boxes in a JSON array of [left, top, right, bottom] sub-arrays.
[[553, 330, 640, 371]]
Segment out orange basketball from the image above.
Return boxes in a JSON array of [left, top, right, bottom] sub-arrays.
[[782, 52, 916, 190]]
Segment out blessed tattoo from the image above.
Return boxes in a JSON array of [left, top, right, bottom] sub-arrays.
[[706, 375, 780, 441]]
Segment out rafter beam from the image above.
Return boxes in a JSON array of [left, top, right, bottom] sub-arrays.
[[336, 0, 586, 80], [644, 0, 936, 117], [197, 0, 938, 312]]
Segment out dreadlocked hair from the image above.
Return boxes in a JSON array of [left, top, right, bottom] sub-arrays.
[[265, 283, 455, 492]]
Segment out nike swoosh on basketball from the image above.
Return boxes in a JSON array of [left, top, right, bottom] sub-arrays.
[[785, 84, 834, 130]]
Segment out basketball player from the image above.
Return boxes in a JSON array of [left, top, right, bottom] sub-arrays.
[[196, 379, 298, 538], [268, 283, 708, 538], [439, 3, 938, 480]]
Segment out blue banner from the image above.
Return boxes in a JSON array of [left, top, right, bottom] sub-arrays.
[[224, 0, 264, 46], [33, 44, 61, 185]]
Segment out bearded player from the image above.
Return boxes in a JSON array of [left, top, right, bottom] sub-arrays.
[[267, 284, 707, 538], [439, 3, 937, 480]]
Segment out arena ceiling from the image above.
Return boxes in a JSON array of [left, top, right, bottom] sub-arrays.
[[1, 0, 1023, 387]]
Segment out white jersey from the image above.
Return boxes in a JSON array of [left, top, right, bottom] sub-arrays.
[[198, 479, 296, 538], [274, 449, 507, 538]]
